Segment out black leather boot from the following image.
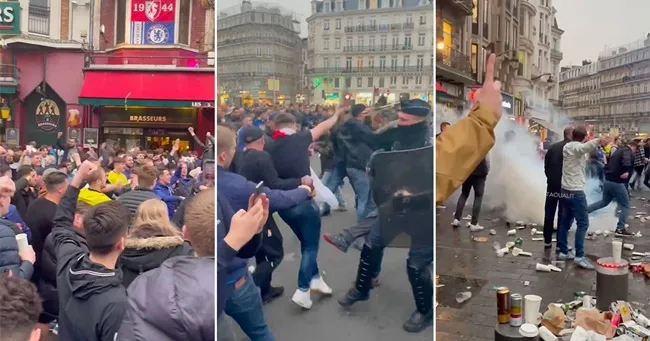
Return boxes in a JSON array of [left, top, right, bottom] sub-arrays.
[[402, 264, 433, 333], [338, 244, 380, 307]]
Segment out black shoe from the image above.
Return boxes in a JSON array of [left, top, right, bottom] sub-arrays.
[[402, 309, 433, 333], [262, 286, 284, 304], [322, 233, 349, 253], [615, 228, 636, 237], [337, 288, 369, 307], [321, 209, 331, 217]]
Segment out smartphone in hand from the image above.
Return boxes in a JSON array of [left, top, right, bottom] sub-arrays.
[[253, 181, 264, 204]]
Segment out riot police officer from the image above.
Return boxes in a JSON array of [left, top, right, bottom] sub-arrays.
[[338, 99, 433, 333]]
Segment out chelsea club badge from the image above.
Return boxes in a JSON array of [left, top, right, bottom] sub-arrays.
[[147, 24, 170, 44]]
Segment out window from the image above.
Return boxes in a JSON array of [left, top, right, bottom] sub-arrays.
[[380, 37, 387, 50], [369, 37, 375, 50], [402, 55, 410, 68], [336, 19, 341, 29], [482, 0, 488, 39], [324, 20, 330, 30], [357, 37, 364, 49], [404, 35, 412, 48], [345, 77, 352, 87], [357, 77, 362, 87], [442, 21, 452, 49], [178, 0, 191, 45], [390, 56, 398, 70], [415, 76, 422, 85], [324, 39, 330, 50], [368, 58, 375, 69], [345, 57, 352, 70], [406, 15, 413, 24], [392, 36, 399, 50], [115, 0, 127, 44], [334, 78, 340, 88], [402, 76, 408, 85], [390, 76, 397, 85], [416, 55, 423, 71], [379, 56, 387, 71], [346, 38, 353, 48], [356, 57, 363, 68], [335, 38, 341, 49], [368, 77, 373, 87], [418, 33, 425, 46], [471, 44, 478, 74], [379, 77, 385, 87], [419, 15, 426, 25]]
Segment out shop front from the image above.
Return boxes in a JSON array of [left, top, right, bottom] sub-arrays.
[[100, 108, 198, 151], [78, 69, 214, 151], [502, 92, 514, 117], [355, 92, 374, 106]]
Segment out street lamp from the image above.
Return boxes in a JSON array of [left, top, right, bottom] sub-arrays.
[[436, 41, 445, 50], [0, 101, 9, 121]]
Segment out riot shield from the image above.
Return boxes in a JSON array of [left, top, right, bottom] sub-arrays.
[[369, 145, 433, 248]]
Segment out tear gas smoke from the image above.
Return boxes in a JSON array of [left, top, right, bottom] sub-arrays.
[[437, 105, 617, 232]]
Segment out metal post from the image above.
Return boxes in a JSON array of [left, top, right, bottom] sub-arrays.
[[88, 0, 95, 49]]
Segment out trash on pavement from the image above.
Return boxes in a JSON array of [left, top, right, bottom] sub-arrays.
[[472, 236, 489, 242], [455, 291, 472, 303], [624, 243, 635, 251], [536, 263, 552, 272], [532, 237, 544, 241], [489, 229, 496, 235], [507, 229, 517, 236]]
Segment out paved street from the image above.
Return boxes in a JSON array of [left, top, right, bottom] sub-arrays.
[[436, 195, 650, 341], [226, 158, 433, 340]]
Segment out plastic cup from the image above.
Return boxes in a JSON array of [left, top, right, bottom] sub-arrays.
[[15, 233, 28, 252], [612, 238, 623, 263], [524, 294, 543, 324], [507, 229, 516, 236], [535, 263, 551, 272], [538, 326, 558, 341]]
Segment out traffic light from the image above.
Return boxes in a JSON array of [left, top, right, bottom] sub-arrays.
[[313, 78, 322, 88], [344, 93, 351, 100]]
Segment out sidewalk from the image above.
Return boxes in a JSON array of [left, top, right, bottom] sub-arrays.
[[435, 198, 650, 341]]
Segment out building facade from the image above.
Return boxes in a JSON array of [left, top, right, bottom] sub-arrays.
[[513, 0, 563, 124], [216, 0, 303, 106], [558, 61, 600, 130], [561, 35, 650, 136], [435, 0, 472, 107], [307, 0, 434, 105]]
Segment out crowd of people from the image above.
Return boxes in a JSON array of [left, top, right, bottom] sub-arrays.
[[216, 98, 434, 340], [0, 128, 217, 341]]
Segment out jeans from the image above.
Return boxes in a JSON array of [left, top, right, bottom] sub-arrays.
[[321, 170, 345, 207], [453, 175, 486, 225], [224, 273, 275, 341], [630, 166, 645, 189], [586, 161, 604, 183], [279, 200, 321, 289], [322, 163, 347, 212], [558, 190, 589, 258], [543, 185, 565, 244], [346, 167, 377, 222], [587, 180, 630, 230]]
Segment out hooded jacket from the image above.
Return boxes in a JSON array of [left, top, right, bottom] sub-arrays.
[[0, 217, 32, 279], [335, 118, 377, 170], [118, 235, 193, 288], [116, 256, 214, 341], [51, 186, 127, 341]]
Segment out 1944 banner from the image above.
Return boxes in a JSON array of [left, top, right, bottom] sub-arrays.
[[131, 0, 176, 22]]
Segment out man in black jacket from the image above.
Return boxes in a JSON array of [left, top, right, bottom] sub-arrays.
[[451, 158, 489, 231], [588, 139, 636, 236], [239, 126, 309, 303], [51, 160, 130, 341], [117, 164, 158, 218], [543, 127, 573, 248]]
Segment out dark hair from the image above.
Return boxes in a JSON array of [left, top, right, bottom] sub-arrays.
[[157, 166, 170, 178], [83, 201, 130, 255], [0, 164, 11, 177], [0, 275, 42, 341], [44, 172, 68, 192], [274, 113, 296, 127], [350, 104, 367, 117], [17, 165, 33, 179], [572, 125, 588, 142], [440, 121, 451, 129], [113, 156, 125, 164]]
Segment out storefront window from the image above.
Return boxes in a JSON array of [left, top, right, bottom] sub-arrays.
[[115, 0, 127, 45], [178, 0, 191, 45]]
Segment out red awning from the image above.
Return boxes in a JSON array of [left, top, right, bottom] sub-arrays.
[[435, 82, 446, 93], [79, 70, 214, 107]]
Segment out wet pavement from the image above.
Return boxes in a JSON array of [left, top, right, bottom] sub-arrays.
[[436, 195, 650, 341], [225, 159, 433, 340]]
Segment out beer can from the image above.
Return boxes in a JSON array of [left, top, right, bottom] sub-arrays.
[[509, 293, 523, 327], [497, 287, 510, 324]]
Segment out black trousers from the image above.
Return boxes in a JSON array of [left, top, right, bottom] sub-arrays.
[[453, 175, 487, 225], [543, 185, 564, 244], [252, 219, 284, 296]]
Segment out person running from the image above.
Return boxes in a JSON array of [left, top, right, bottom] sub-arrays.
[[588, 138, 636, 237]]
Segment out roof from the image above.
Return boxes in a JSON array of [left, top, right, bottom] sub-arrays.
[[4, 34, 83, 50]]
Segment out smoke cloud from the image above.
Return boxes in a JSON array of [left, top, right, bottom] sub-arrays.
[[437, 105, 617, 231]]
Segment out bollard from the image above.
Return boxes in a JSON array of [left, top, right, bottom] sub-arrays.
[[595, 257, 629, 311]]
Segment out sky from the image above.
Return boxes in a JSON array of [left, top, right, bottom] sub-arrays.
[[216, 0, 312, 36], [553, 0, 650, 66]]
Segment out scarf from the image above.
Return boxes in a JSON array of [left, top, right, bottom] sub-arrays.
[[271, 128, 297, 140]]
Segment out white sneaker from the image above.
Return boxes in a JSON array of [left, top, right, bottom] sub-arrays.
[[291, 289, 313, 309], [451, 219, 461, 227], [310, 276, 333, 295], [469, 223, 484, 232]]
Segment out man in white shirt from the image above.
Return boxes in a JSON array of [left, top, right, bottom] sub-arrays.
[[557, 126, 611, 269]]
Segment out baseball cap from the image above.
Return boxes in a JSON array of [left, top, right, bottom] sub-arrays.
[[241, 126, 264, 144]]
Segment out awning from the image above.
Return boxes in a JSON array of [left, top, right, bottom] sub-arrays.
[[79, 70, 214, 108]]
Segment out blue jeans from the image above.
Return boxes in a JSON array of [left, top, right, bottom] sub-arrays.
[[322, 163, 347, 212], [587, 180, 630, 229], [279, 200, 321, 289], [321, 170, 345, 207], [224, 273, 274, 341], [346, 167, 377, 222], [558, 190, 589, 258]]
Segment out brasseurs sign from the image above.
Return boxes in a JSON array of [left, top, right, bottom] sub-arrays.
[[0, 3, 20, 35]]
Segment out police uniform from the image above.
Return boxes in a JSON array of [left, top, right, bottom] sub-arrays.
[[338, 99, 433, 333]]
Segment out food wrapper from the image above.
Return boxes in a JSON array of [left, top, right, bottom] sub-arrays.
[[574, 309, 616, 339], [542, 304, 566, 335]]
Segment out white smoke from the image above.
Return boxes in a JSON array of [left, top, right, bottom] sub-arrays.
[[437, 105, 618, 231]]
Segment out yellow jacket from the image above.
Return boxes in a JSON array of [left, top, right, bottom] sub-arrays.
[[436, 105, 499, 204], [78, 188, 112, 206]]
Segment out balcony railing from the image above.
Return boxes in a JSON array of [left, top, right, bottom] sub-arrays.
[[28, 4, 50, 36], [216, 71, 299, 79], [86, 54, 214, 69], [436, 46, 472, 75], [217, 54, 296, 63], [343, 24, 412, 33], [551, 49, 563, 60], [306, 66, 433, 74], [342, 44, 413, 53], [441, 0, 473, 15], [217, 36, 298, 48]]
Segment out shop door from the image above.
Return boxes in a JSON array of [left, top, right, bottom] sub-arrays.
[[144, 129, 191, 153]]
